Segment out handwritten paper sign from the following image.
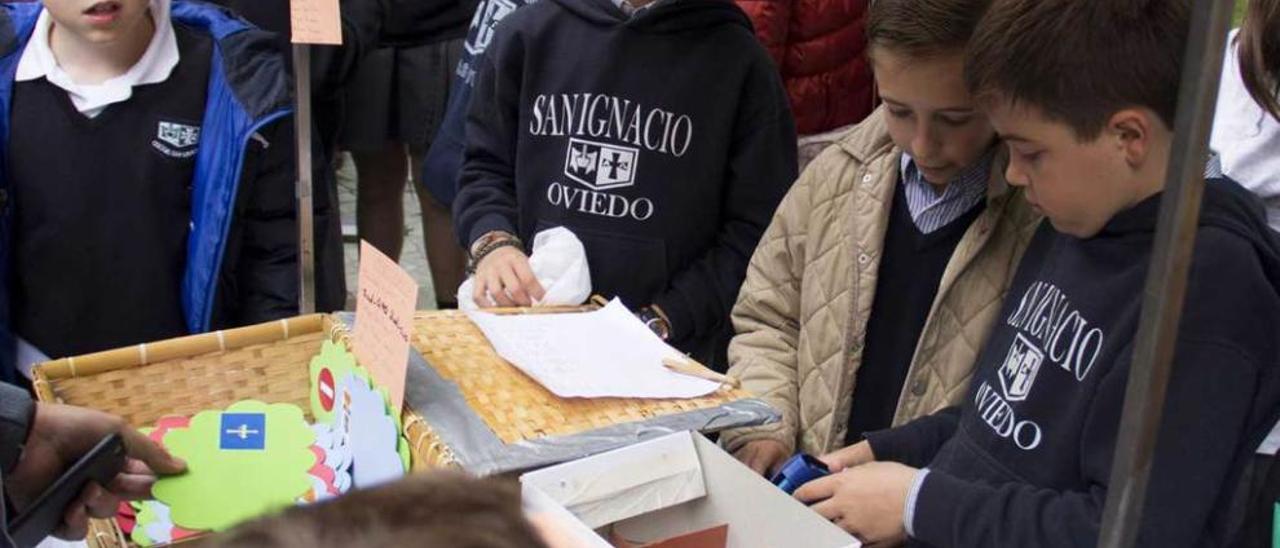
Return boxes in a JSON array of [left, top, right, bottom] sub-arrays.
[[290, 0, 342, 45], [353, 241, 418, 412]]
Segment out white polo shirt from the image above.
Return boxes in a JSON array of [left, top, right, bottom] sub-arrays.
[[14, 0, 179, 118]]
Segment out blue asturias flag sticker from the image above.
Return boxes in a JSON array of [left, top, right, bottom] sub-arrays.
[[220, 413, 266, 450]]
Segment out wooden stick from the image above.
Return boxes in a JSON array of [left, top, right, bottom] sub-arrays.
[[662, 357, 741, 388], [485, 305, 597, 315]]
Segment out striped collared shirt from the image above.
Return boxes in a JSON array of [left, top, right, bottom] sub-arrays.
[[900, 149, 993, 234], [1205, 152, 1224, 179]]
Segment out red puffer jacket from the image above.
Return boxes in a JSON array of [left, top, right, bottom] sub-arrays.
[[738, 0, 876, 135]]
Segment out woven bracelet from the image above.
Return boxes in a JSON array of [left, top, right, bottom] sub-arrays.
[[467, 237, 523, 274]]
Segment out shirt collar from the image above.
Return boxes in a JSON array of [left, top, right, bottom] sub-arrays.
[[900, 148, 994, 201], [898, 148, 995, 233], [15, 0, 178, 117]]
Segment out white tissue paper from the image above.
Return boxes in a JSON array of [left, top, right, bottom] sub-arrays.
[[458, 226, 592, 310]]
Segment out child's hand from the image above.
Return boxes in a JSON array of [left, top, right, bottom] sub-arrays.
[[474, 246, 546, 307], [794, 462, 918, 545], [9, 403, 187, 540], [818, 440, 875, 472], [733, 439, 790, 477]]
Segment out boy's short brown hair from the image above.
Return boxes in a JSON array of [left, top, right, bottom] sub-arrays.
[[965, 0, 1191, 139], [868, 0, 992, 59], [206, 472, 548, 548]]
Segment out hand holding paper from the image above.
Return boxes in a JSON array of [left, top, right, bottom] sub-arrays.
[[460, 227, 592, 310]]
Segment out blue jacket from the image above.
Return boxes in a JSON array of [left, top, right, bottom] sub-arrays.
[[0, 1, 335, 382]]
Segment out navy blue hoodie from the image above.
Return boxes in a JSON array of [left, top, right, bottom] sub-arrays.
[[420, 0, 537, 208], [866, 179, 1280, 547], [452, 0, 797, 360]]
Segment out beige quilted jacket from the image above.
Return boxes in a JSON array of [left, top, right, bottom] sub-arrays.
[[721, 109, 1041, 456]]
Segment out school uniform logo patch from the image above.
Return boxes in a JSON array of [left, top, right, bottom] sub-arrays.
[[998, 333, 1044, 402], [153, 121, 201, 159], [564, 138, 639, 191]]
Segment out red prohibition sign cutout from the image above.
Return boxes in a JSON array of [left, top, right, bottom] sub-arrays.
[[318, 368, 336, 411]]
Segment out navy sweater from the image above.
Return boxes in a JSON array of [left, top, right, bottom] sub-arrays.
[[868, 179, 1280, 547], [452, 0, 797, 356], [847, 182, 984, 443], [10, 25, 210, 359]]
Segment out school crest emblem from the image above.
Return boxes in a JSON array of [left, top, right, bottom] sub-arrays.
[[998, 333, 1045, 402], [157, 121, 201, 149], [564, 138, 638, 191]]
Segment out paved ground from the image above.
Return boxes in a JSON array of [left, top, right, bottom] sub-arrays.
[[334, 153, 440, 310]]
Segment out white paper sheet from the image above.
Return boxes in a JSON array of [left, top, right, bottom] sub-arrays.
[[465, 299, 721, 399]]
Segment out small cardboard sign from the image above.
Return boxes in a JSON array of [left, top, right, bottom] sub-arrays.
[[353, 241, 418, 413], [289, 0, 342, 45]]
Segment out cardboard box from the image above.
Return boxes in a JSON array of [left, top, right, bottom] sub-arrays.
[[522, 432, 860, 548]]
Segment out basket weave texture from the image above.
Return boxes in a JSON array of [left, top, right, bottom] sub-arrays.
[[410, 309, 751, 444], [30, 309, 752, 547], [31, 314, 448, 548]]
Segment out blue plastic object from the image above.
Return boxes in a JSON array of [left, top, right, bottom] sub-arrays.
[[770, 453, 830, 494]]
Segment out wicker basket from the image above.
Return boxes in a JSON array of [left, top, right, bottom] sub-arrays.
[[408, 308, 755, 445], [30, 314, 444, 548], [31, 308, 767, 546]]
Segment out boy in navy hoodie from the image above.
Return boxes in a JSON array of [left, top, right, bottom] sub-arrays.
[[794, 0, 1280, 546], [0, 0, 344, 384], [451, 0, 797, 368]]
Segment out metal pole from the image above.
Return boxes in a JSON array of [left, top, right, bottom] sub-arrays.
[[1097, 1, 1234, 546], [292, 44, 316, 314]]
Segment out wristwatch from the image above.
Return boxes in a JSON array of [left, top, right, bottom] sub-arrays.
[[638, 306, 672, 341]]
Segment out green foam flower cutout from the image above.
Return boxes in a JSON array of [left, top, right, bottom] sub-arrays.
[[130, 502, 160, 547], [153, 400, 316, 531], [398, 434, 411, 471]]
